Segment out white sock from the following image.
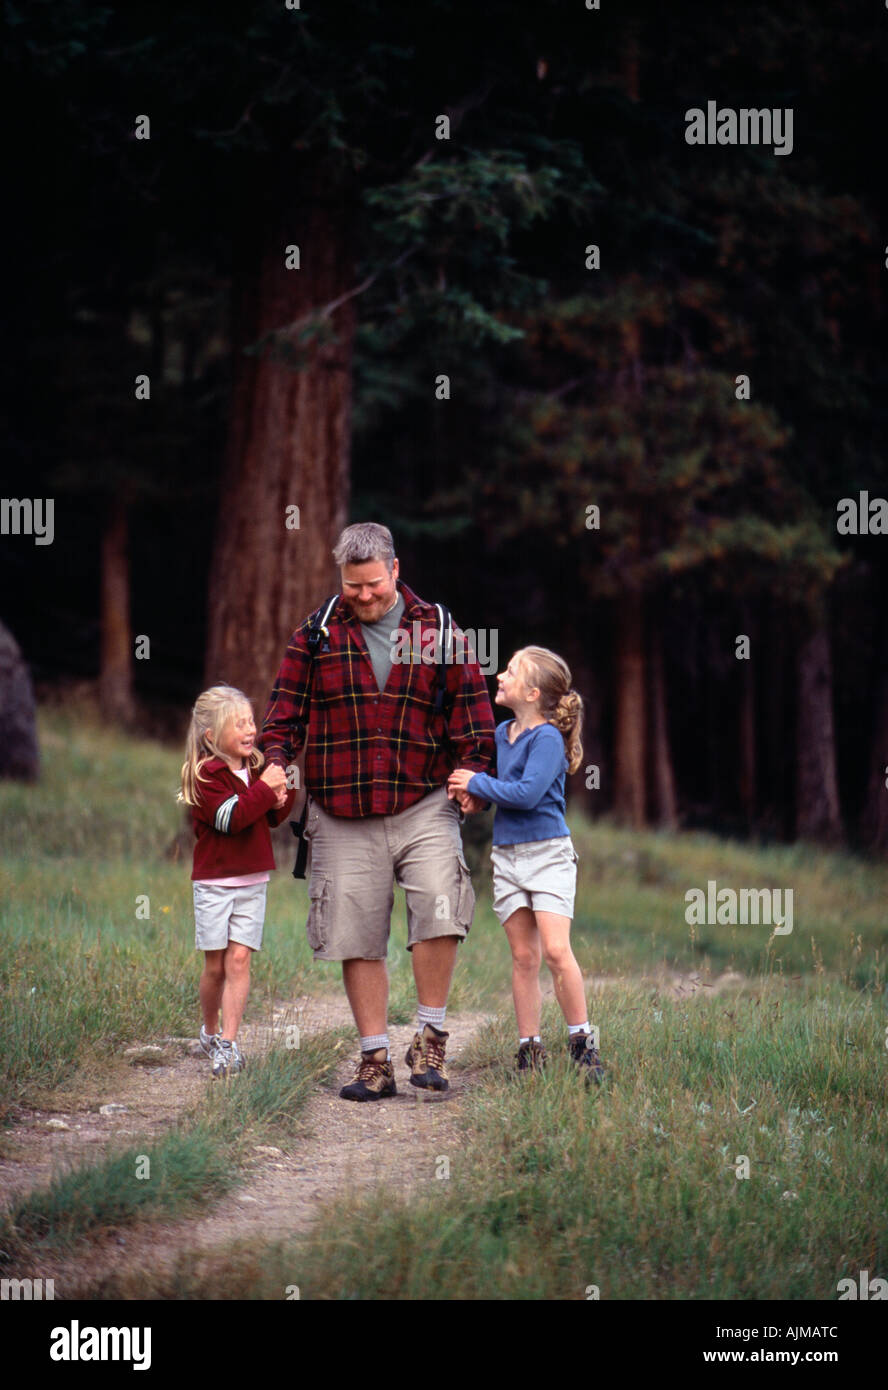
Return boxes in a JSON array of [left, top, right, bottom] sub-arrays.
[[519, 1035, 542, 1045], [360, 1033, 390, 1059], [417, 1003, 446, 1032], [568, 1022, 591, 1036]]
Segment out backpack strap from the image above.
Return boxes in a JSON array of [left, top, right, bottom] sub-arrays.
[[290, 593, 338, 879], [433, 602, 454, 713], [306, 593, 339, 657]]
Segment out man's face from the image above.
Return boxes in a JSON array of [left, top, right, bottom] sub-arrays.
[[340, 556, 399, 623]]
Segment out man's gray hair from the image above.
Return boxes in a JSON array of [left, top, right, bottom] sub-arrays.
[[332, 522, 396, 571]]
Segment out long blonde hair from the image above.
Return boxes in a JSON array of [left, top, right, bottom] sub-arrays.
[[516, 646, 584, 774], [178, 685, 265, 806]]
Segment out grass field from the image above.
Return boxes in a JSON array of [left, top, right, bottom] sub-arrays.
[[1, 700, 886, 1297]]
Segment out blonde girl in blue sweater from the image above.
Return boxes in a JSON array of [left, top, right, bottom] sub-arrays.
[[448, 647, 603, 1079]]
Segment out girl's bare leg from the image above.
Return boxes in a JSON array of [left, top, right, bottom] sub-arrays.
[[199, 949, 225, 1034], [534, 911, 587, 1026], [219, 941, 253, 1041], [503, 907, 543, 1036]]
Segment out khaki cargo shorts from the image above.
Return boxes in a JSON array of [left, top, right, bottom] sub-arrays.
[[302, 787, 475, 960]]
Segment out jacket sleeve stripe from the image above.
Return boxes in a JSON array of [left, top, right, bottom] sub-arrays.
[[214, 795, 239, 834]]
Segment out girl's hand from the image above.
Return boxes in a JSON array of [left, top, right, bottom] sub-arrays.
[[260, 763, 287, 791], [447, 768, 473, 795]]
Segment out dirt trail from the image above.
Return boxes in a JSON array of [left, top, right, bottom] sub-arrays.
[[0, 967, 746, 1296], [0, 993, 492, 1296]]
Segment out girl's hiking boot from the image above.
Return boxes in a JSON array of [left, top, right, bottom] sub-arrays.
[[211, 1037, 245, 1079], [339, 1048, 397, 1102], [568, 1031, 605, 1084], [405, 1024, 450, 1091], [516, 1039, 547, 1073]]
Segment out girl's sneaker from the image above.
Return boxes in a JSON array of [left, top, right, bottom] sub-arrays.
[[199, 1025, 219, 1058], [211, 1037, 245, 1079], [515, 1040, 547, 1072], [568, 1032, 604, 1084]]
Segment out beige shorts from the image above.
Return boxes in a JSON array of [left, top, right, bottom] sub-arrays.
[[302, 787, 475, 960], [490, 836, 578, 923], [193, 881, 267, 951]]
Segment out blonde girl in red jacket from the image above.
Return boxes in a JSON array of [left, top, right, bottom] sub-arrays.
[[179, 685, 294, 1077]]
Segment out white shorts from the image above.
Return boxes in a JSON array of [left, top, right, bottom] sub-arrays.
[[490, 836, 578, 923], [193, 881, 267, 952]]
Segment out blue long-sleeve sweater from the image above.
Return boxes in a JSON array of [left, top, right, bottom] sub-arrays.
[[467, 720, 569, 846]]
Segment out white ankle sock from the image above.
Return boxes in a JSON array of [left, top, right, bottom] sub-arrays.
[[417, 1003, 446, 1032], [568, 1022, 591, 1036]]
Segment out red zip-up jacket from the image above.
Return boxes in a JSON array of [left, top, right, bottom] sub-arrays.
[[190, 757, 296, 881]]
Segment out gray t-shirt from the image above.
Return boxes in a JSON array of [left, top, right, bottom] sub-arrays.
[[360, 592, 406, 692]]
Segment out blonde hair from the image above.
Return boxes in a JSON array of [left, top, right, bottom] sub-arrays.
[[515, 646, 584, 774], [178, 685, 264, 806]]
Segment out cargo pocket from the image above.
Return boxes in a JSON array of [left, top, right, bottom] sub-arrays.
[[306, 876, 330, 952], [454, 857, 475, 932]]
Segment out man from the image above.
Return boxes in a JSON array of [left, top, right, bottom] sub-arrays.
[[261, 522, 495, 1100]]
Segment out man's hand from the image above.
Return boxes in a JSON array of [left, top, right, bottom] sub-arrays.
[[272, 785, 288, 808], [457, 792, 486, 815]]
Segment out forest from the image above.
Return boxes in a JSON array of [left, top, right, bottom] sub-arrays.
[[2, 3, 886, 830], [1, 0, 887, 1328]]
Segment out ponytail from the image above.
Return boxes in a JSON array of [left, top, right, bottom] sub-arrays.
[[516, 647, 584, 773]]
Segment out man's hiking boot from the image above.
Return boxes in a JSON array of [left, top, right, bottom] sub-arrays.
[[339, 1047, 397, 1102], [199, 1024, 219, 1058], [568, 1031, 605, 1084], [211, 1037, 245, 1079], [516, 1039, 547, 1073], [406, 1024, 450, 1091]]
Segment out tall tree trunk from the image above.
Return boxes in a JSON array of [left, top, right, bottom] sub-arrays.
[[738, 603, 756, 832], [860, 668, 888, 851], [614, 591, 646, 827], [648, 618, 677, 828], [706, 622, 723, 826], [205, 192, 354, 703], [100, 495, 135, 725], [860, 598, 888, 850], [762, 600, 790, 839], [795, 621, 843, 843]]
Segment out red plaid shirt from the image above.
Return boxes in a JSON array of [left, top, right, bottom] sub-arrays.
[[260, 581, 496, 817]]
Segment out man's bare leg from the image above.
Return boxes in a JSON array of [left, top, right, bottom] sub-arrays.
[[342, 957, 389, 1038], [411, 934, 458, 1008]]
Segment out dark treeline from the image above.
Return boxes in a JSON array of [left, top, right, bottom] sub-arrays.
[[2, 1, 886, 847]]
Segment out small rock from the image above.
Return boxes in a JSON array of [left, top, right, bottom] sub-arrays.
[[99, 1103, 128, 1116], [125, 1045, 171, 1067], [45, 1118, 70, 1131], [253, 1145, 283, 1157], [239, 1195, 258, 1204]]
